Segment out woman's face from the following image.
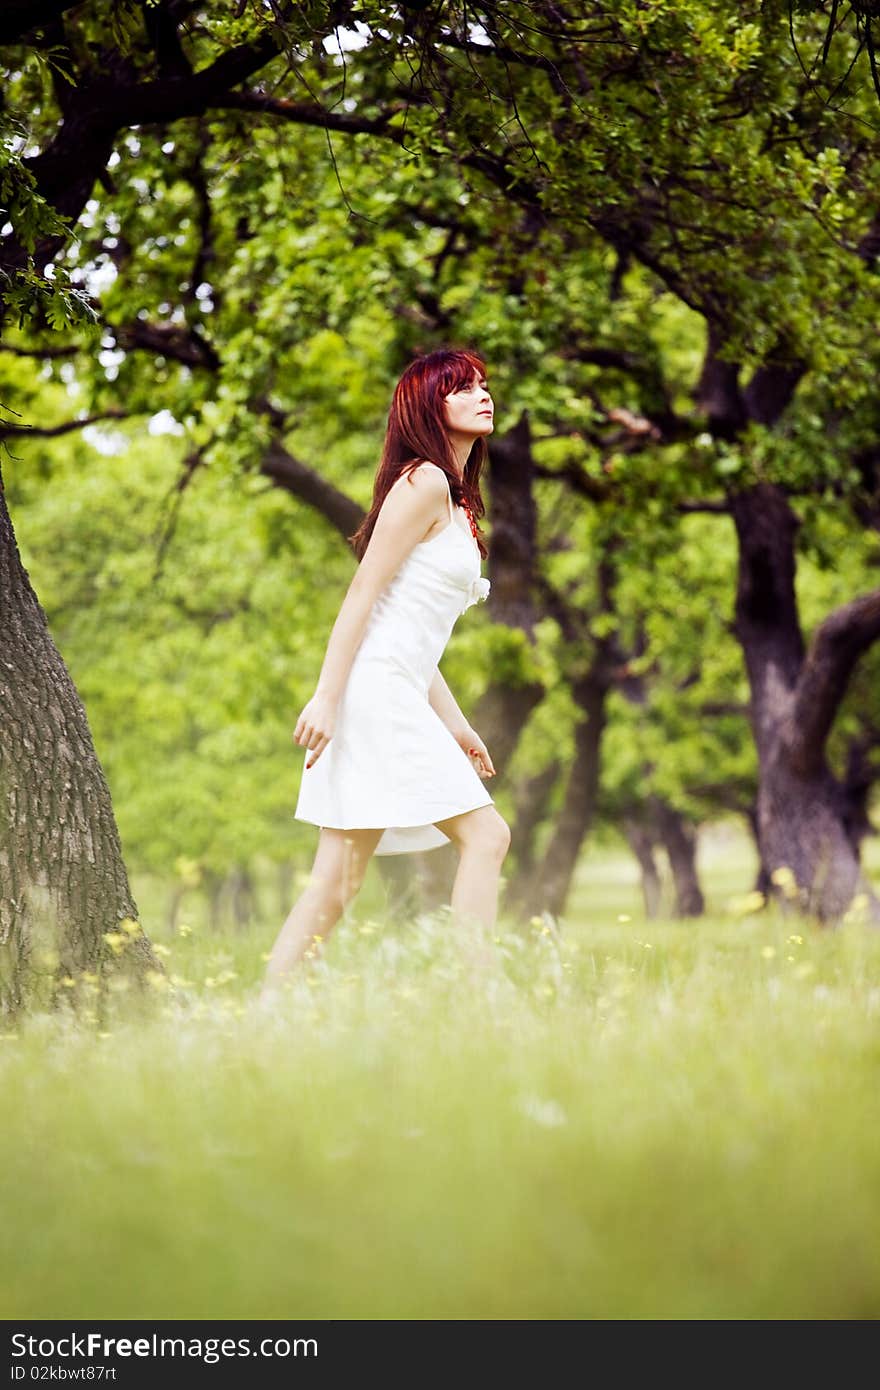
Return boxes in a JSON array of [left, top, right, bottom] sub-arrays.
[[442, 370, 494, 438]]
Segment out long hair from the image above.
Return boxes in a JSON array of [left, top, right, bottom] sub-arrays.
[[349, 347, 490, 562]]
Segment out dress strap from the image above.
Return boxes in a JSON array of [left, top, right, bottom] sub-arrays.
[[445, 475, 455, 526]]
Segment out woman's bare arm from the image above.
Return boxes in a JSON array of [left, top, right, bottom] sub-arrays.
[[428, 665, 496, 778], [428, 666, 468, 736]]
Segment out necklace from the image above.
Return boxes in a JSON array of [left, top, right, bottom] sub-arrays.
[[461, 500, 480, 543]]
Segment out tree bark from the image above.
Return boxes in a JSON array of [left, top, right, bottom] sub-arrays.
[[504, 758, 563, 907], [0, 2, 82, 45], [228, 862, 258, 930], [651, 799, 705, 918], [521, 673, 609, 921], [0, 467, 160, 1014], [731, 485, 880, 921], [745, 804, 772, 897], [623, 819, 663, 919], [514, 534, 625, 923]]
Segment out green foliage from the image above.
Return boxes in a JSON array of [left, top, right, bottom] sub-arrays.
[[5, 0, 880, 879], [0, 115, 96, 332]]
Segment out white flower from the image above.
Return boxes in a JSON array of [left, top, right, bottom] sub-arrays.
[[462, 576, 490, 612]]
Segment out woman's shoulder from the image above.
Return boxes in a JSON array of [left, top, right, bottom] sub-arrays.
[[392, 459, 450, 498]]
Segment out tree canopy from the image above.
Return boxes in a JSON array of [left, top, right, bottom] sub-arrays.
[[4, 1, 880, 946]]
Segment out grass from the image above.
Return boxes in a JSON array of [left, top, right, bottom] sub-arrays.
[[2, 823, 880, 1320]]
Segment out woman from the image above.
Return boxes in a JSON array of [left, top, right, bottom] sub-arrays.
[[259, 348, 511, 999]]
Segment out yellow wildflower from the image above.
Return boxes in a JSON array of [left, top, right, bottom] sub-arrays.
[[729, 890, 766, 917], [770, 866, 795, 887]]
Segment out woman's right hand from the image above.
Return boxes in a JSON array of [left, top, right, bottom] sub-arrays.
[[293, 691, 337, 769]]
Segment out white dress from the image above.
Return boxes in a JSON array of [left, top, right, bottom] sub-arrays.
[[294, 467, 493, 855]]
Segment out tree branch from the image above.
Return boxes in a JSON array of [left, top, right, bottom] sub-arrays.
[[259, 440, 364, 542], [0, 408, 129, 441], [142, 0, 195, 80], [692, 318, 747, 436], [532, 459, 611, 502], [0, 341, 80, 358], [10, 18, 292, 279], [217, 90, 412, 138], [0, 0, 81, 45], [788, 586, 880, 774], [110, 320, 220, 370]]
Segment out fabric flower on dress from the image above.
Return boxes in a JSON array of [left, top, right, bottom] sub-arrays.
[[462, 576, 491, 613]]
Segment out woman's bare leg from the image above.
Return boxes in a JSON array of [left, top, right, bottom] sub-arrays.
[[259, 827, 384, 1000], [434, 806, 512, 971]]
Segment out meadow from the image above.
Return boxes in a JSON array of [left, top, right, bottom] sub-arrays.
[[2, 823, 879, 1321]]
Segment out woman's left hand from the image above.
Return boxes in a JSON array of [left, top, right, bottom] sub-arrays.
[[455, 726, 496, 778]]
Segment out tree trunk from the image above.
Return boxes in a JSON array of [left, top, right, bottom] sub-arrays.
[[623, 819, 663, 919], [731, 484, 880, 921], [470, 679, 547, 792], [504, 758, 563, 908], [205, 867, 224, 932], [746, 804, 772, 897], [277, 858, 294, 919], [0, 469, 160, 1014], [651, 799, 705, 918], [757, 753, 866, 920], [228, 862, 257, 930], [522, 674, 609, 920], [167, 883, 187, 934]]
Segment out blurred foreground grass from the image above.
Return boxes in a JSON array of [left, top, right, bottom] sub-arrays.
[[2, 825, 880, 1320]]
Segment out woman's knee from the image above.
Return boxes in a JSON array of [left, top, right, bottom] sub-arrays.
[[305, 865, 363, 915], [300, 873, 347, 921], [310, 828, 379, 907], [446, 807, 511, 861], [489, 815, 512, 861]]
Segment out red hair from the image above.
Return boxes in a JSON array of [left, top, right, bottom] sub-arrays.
[[348, 347, 489, 561]]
